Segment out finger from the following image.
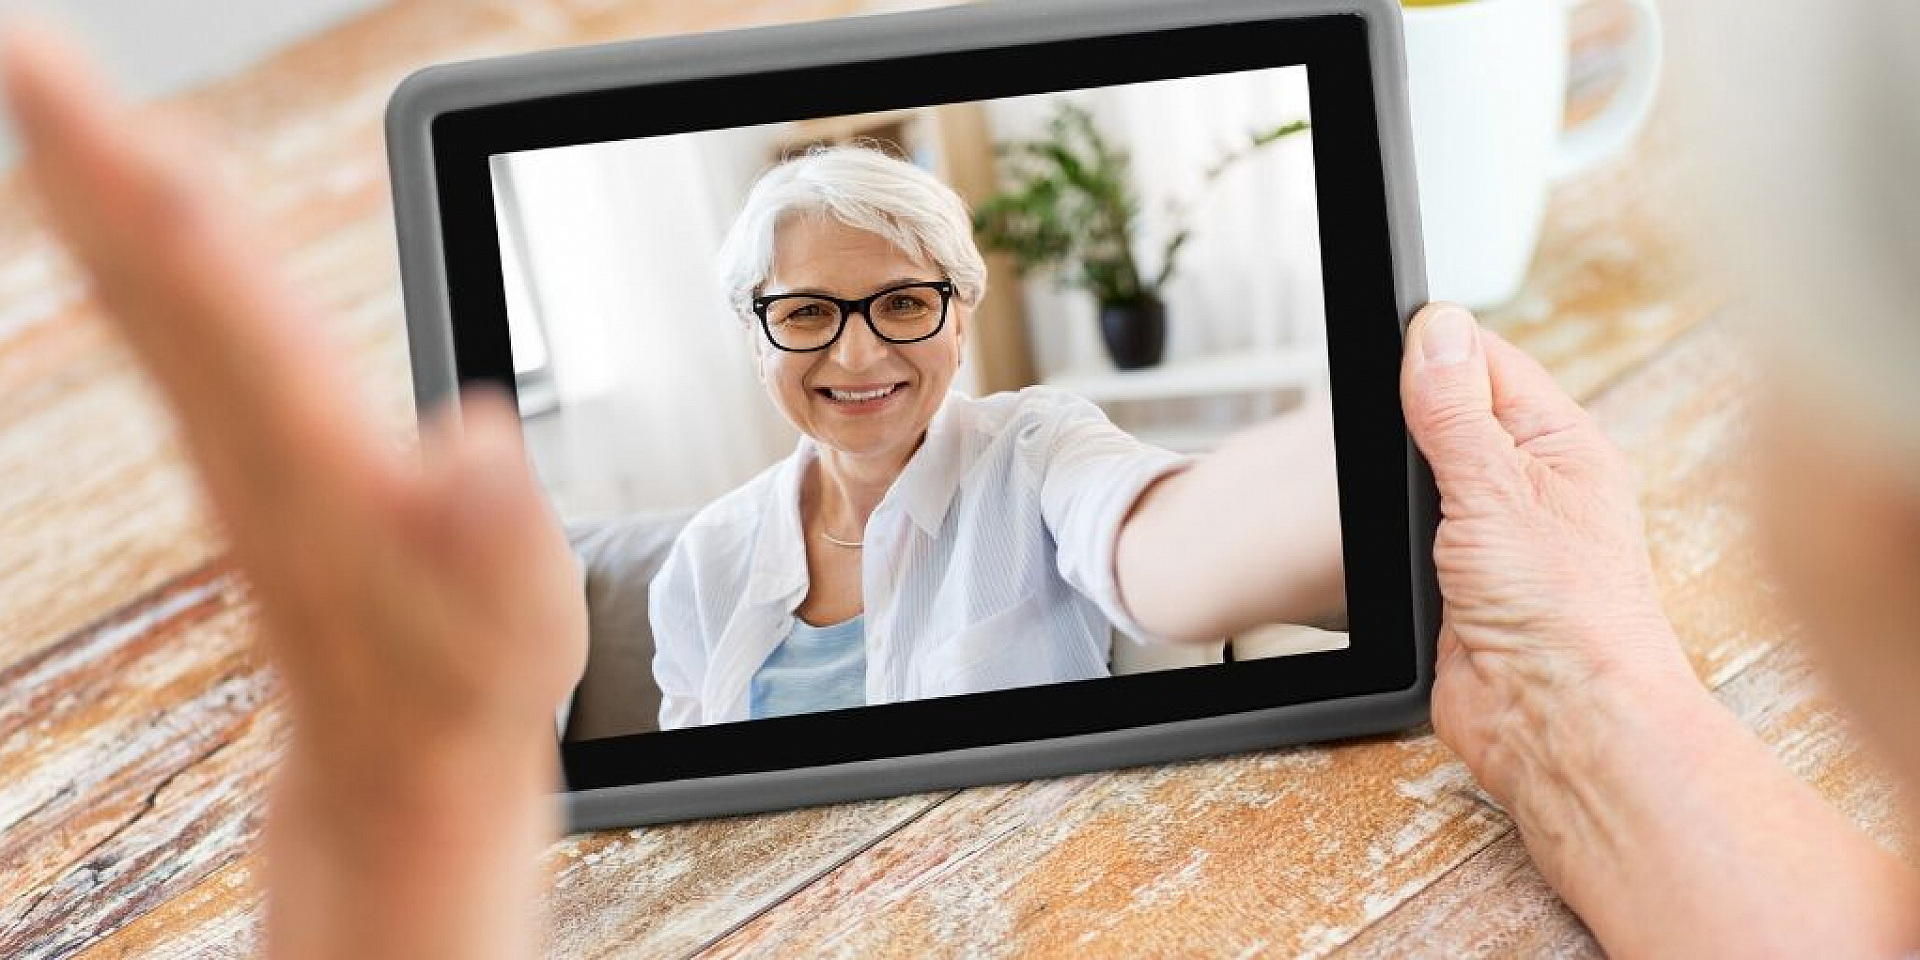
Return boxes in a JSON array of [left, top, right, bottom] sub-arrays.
[[444, 387, 533, 509], [410, 387, 557, 566], [414, 390, 469, 476], [1481, 330, 1601, 450], [1, 18, 394, 521], [1400, 303, 1519, 487]]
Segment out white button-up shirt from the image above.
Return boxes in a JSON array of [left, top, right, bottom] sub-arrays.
[[648, 386, 1192, 730]]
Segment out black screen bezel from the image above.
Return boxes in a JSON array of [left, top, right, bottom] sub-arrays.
[[427, 14, 1418, 791]]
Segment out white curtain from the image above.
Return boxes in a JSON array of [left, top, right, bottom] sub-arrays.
[[493, 132, 797, 522], [982, 65, 1326, 378]]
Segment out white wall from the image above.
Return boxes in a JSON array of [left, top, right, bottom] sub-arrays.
[[982, 65, 1325, 378], [495, 128, 804, 522]]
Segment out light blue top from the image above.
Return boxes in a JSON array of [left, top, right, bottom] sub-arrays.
[[749, 613, 867, 720]]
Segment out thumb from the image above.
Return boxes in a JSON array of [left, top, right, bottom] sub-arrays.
[[443, 387, 544, 529], [1400, 303, 1516, 486], [409, 386, 551, 556]]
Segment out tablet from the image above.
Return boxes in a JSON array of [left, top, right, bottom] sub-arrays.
[[387, 0, 1436, 831]]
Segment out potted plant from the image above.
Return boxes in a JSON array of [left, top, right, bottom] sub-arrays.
[[973, 102, 1309, 370]]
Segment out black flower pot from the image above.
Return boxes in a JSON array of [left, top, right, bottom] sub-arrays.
[[1097, 298, 1167, 370]]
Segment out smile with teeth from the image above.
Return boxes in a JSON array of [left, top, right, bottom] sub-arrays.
[[820, 383, 906, 404]]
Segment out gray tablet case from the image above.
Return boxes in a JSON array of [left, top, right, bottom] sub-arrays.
[[386, 0, 1432, 831]]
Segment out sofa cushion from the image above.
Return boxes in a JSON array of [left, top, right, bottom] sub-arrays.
[[563, 510, 694, 741]]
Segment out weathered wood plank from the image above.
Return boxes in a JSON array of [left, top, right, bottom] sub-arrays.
[[697, 734, 1504, 959], [0, 227, 418, 680], [1332, 641, 1912, 959], [0, 326, 219, 674], [1335, 833, 1599, 960], [0, 565, 274, 958], [73, 856, 260, 960], [6, 706, 280, 960], [540, 794, 952, 959], [71, 792, 953, 960]]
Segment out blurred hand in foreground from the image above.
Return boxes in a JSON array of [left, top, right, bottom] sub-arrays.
[[1, 19, 584, 960]]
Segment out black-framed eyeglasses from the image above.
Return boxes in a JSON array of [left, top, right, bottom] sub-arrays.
[[751, 279, 956, 353]]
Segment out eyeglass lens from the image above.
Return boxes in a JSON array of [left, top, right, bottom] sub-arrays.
[[762, 283, 947, 351]]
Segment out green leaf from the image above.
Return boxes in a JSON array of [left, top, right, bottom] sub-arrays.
[[973, 101, 1308, 308]]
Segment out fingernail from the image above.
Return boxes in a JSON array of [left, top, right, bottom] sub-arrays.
[[1420, 305, 1476, 365]]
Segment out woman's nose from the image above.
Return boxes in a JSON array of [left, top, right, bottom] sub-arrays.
[[830, 309, 890, 370]]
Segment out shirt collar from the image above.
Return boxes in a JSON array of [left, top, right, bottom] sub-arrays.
[[743, 391, 976, 605], [745, 444, 812, 606], [887, 390, 974, 538]]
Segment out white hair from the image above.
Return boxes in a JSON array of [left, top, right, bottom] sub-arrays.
[[713, 145, 988, 320]]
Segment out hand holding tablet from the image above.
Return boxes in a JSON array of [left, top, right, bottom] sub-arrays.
[[1398, 306, 1691, 808]]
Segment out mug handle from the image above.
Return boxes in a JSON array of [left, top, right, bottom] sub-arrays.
[[1549, 0, 1665, 181]]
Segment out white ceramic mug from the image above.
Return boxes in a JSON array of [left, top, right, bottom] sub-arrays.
[[1403, 0, 1664, 308]]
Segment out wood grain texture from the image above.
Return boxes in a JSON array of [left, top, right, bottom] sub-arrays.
[[539, 794, 949, 959], [3, 0, 1898, 958], [71, 793, 952, 960], [698, 735, 1506, 959], [0, 565, 276, 959], [1333, 641, 1912, 960]]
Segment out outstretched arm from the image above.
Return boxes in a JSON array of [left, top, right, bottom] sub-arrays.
[[1113, 390, 1346, 643]]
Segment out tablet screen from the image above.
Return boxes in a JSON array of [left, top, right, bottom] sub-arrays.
[[489, 63, 1351, 742]]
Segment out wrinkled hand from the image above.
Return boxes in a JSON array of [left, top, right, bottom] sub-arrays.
[[3, 20, 584, 960], [1400, 303, 1697, 806]]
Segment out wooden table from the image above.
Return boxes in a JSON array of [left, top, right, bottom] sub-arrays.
[[1, 1, 1906, 957]]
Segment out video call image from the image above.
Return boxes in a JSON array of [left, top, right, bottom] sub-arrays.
[[492, 65, 1349, 742]]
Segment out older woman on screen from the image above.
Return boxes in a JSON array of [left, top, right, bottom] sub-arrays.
[[648, 146, 1342, 729]]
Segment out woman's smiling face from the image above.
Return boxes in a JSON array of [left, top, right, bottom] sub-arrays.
[[754, 214, 966, 466]]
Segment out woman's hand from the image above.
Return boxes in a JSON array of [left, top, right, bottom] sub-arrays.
[[1399, 303, 1698, 807], [3, 20, 582, 960], [1401, 308, 1920, 959]]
